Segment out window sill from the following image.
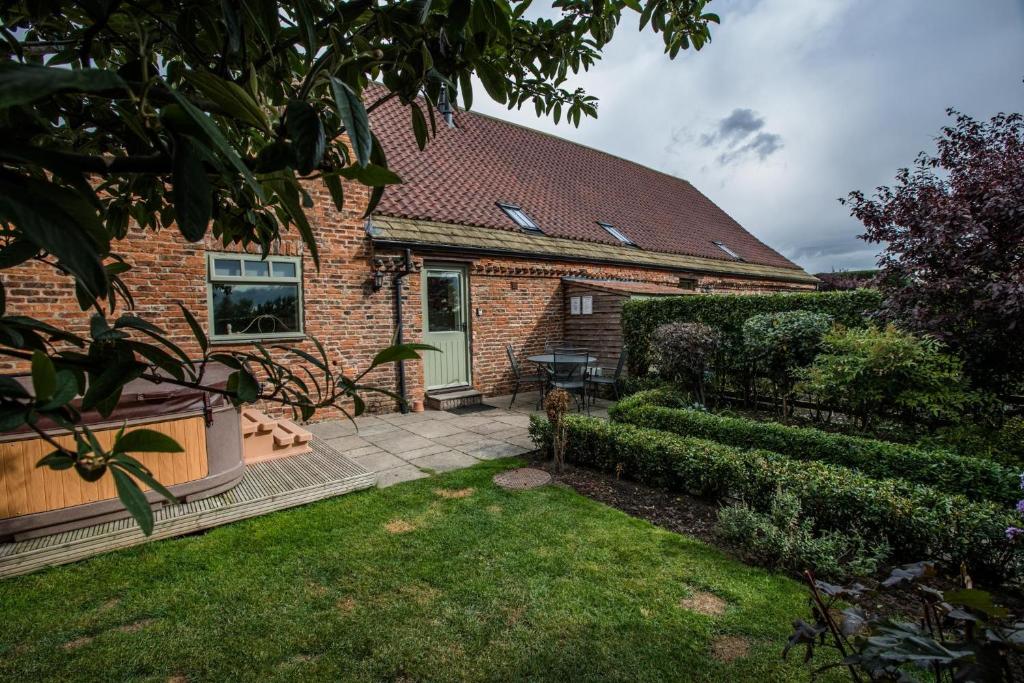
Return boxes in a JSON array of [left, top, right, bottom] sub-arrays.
[[209, 335, 308, 346]]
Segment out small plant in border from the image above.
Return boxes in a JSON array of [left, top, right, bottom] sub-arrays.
[[784, 561, 1024, 682]]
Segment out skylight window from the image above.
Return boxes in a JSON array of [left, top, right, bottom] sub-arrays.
[[713, 241, 743, 260], [497, 203, 542, 232], [598, 221, 635, 246]]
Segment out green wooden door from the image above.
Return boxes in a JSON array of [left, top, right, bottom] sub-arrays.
[[422, 265, 470, 390]]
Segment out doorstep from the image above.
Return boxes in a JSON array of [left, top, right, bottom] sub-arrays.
[[425, 387, 483, 411]]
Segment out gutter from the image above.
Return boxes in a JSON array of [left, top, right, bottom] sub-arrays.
[[370, 238, 818, 286]]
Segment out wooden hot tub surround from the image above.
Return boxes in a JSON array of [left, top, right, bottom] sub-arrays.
[[0, 369, 245, 541]]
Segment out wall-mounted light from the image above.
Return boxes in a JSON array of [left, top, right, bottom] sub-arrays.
[[370, 259, 382, 290]]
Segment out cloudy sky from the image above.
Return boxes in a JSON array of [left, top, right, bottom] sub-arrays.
[[471, 0, 1024, 273]]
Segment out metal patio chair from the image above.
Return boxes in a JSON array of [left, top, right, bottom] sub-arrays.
[[506, 343, 547, 409], [546, 349, 591, 413], [586, 349, 627, 405]]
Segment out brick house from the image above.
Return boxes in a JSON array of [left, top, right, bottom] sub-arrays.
[[1, 96, 816, 417]]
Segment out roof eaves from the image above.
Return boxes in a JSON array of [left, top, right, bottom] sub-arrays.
[[369, 217, 819, 285]]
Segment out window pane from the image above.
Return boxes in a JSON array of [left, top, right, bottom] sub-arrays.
[[245, 260, 270, 277], [426, 273, 462, 332], [272, 261, 297, 278], [213, 258, 241, 277], [211, 283, 300, 336]]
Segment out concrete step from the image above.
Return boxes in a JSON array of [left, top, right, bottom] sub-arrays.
[[425, 388, 483, 411]]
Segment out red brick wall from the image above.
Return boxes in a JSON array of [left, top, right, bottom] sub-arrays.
[[1, 179, 811, 418]]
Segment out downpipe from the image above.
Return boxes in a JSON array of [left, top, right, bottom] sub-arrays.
[[394, 249, 414, 413]]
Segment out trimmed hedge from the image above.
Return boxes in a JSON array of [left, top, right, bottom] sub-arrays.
[[610, 390, 1022, 505], [622, 289, 881, 377], [532, 415, 1021, 583]]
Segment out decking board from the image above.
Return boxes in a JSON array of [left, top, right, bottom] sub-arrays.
[[0, 439, 374, 578]]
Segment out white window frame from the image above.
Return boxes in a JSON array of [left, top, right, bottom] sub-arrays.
[[206, 253, 304, 342], [712, 241, 743, 260], [598, 221, 635, 246], [497, 202, 542, 233]]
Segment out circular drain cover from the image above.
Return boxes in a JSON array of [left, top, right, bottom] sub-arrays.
[[493, 468, 552, 490]]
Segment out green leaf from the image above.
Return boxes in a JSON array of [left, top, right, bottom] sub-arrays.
[[0, 239, 38, 269], [81, 362, 143, 414], [113, 456, 177, 503], [324, 173, 345, 211], [371, 343, 438, 368], [475, 60, 507, 104], [410, 101, 428, 151], [457, 71, 473, 110], [329, 77, 372, 167], [285, 100, 326, 175], [265, 173, 319, 267], [178, 303, 209, 352], [293, 0, 319, 60], [0, 177, 108, 300], [184, 71, 270, 133], [112, 467, 155, 535], [39, 370, 79, 410], [255, 140, 298, 173], [36, 450, 75, 470], [228, 369, 260, 403], [0, 404, 27, 431], [171, 135, 212, 242], [414, 0, 432, 23], [116, 428, 185, 454], [30, 350, 57, 401], [943, 589, 1009, 619], [165, 84, 264, 201], [0, 62, 125, 109], [337, 163, 402, 187]]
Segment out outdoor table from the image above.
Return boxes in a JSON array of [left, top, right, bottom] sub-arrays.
[[528, 353, 597, 413], [526, 353, 598, 368]]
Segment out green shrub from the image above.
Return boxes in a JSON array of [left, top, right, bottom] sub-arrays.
[[716, 489, 889, 581], [622, 289, 881, 378], [742, 310, 832, 414], [610, 390, 1020, 504], [558, 415, 1021, 583], [799, 325, 970, 429], [649, 322, 721, 404], [916, 417, 1024, 470]]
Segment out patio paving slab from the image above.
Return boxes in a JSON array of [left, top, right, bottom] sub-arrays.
[[463, 421, 516, 436], [446, 415, 497, 430], [350, 451, 407, 473], [453, 437, 504, 455], [305, 421, 357, 439], [468, 442, 533, 460], [488, 426, 530, 441], [399, 443, 450, 461], [431, 431, 483, 448], [364, 432, 436, 453], [323, 435, 373, 454], [376, 465, 429, 488], [401, 420, 466, 439], [504, 434, 538, 450], [408, 450, 480, 472], [490, 413, 533, 427]]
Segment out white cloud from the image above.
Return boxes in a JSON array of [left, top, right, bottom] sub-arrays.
[[471, 0, 1024, 273]]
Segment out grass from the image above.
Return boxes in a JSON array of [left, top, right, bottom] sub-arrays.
[[0, 459, 825, 682]]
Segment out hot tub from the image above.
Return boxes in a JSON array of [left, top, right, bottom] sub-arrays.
[[0, 368, 245, 541]]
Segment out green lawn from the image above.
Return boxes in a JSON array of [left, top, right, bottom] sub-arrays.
[[0, 459, 822, 682]]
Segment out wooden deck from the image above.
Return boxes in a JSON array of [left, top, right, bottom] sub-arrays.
[[0, 439, 374, 579]]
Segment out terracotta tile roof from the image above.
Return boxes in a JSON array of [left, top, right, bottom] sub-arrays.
[[562, 278, 693, 296], [369, 89, 804, 272]]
